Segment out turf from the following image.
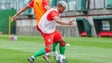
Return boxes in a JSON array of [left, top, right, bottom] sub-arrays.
[[0, 35, 112, 63]]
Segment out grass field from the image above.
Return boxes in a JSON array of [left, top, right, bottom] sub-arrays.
[[0, 35, 112, 63]]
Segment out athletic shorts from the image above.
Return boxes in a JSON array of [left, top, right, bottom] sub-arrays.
[[36, 25, 62, 46]]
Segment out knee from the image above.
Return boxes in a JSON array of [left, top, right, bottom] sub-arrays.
[[60, 41, 66, 46]]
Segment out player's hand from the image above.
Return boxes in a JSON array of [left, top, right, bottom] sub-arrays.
[[68, 20, 75, 25], [11, 15, 17, 22]]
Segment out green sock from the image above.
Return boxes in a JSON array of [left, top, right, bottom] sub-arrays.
[[59, 46, 65, 55], [33, 48, 46, 58], [52, 42, 58, 52]]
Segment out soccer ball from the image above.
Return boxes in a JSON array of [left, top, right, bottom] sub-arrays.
[[10, 34, 18, 41], [56, 54, 66, 63]]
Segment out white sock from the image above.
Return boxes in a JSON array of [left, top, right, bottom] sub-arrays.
[[31, 56, 35, 59], [45, 53, 50, 56], [54, 51, 59, 56]]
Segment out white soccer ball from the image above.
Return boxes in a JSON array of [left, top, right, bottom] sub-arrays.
[[10, 34, 18, 41], [56, 54, 66, 63]]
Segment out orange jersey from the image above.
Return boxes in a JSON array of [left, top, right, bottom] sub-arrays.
[[28, 0, 49, 25]]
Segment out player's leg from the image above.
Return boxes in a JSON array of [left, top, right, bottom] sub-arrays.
[[28, 48, 46, 63], [58, 39, 66, 55], [53, 30, 64, 56], [53, 30, 68, 63], [28, 33, 53, 63], [43, 41, 59, 60], [43, 30, 66, 59], [42, 30, 60, 60], [56, 38, 68, 63], [42, 33, 54, 62], [42, 45, 52, 62], [52, 42, 59, 58]]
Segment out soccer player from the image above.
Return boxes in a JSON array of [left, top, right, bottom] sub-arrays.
[[12, 0, 51, 62], [28, 1, 74, 63]]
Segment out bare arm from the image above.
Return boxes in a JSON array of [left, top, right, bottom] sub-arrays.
[[54, 16, 74, 25], [15, 5, 31, 16], [12, 5, 31, 21]]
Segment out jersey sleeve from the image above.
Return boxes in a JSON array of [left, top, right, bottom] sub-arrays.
[[47, 10, 59, 21], [42, 0, 49, 8], [28, 0, 34, 7]]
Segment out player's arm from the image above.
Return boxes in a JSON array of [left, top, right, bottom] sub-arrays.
[[12, 0, 34, 21], [14, 5, 31, 17], [12, 5, 31, 21], [54, 16, 74, 25]]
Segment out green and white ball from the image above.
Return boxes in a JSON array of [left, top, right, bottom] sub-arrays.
[[56, 54, 66, 63]]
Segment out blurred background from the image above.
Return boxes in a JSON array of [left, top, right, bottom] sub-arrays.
[[0, 1, 112, 63], [0, 0, 112, 37]]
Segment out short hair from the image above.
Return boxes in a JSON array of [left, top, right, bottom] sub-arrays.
[[58, 1, 67, 8]]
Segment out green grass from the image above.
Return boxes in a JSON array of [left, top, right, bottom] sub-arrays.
[[0, 35, 112, 63]]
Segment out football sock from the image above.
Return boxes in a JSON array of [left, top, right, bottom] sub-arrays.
[[52, 42, 58, 52], [59, 46, 65, 55], [33, 48, 46, 59]]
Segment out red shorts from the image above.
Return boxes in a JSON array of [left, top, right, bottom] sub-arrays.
[[36, 25, 62, 46]]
